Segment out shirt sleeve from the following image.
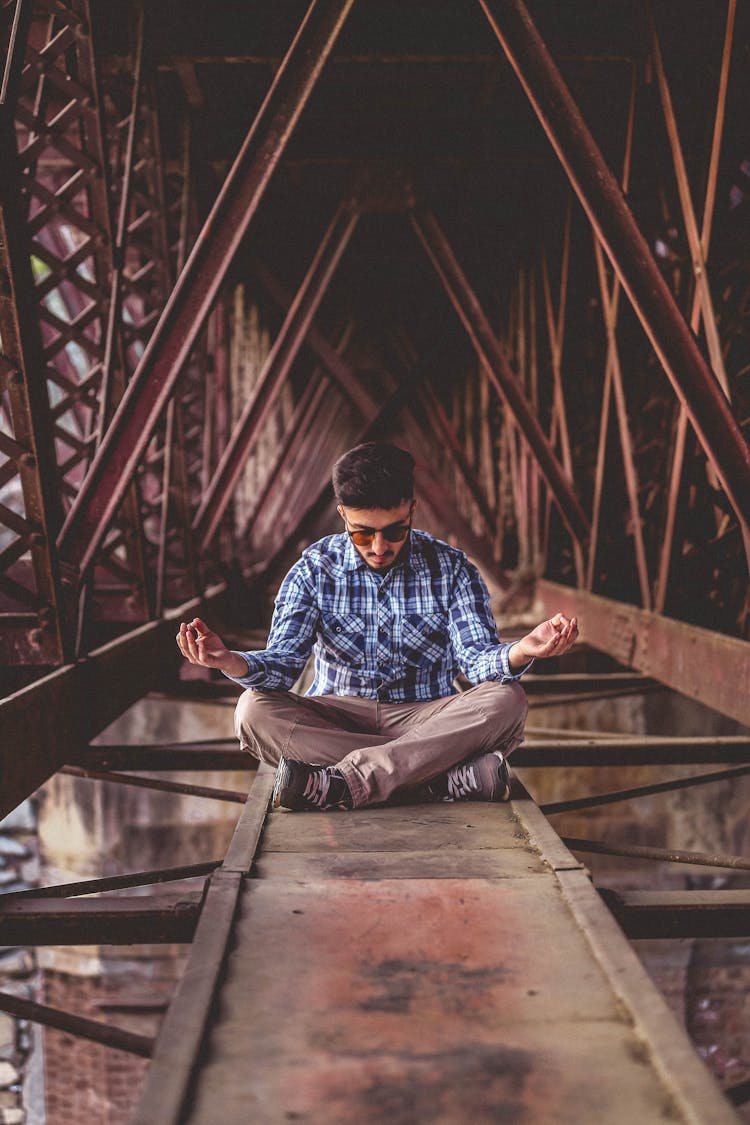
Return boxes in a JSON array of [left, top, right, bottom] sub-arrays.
[[447, 558, 533, 684], [224, 558, 319, 690]]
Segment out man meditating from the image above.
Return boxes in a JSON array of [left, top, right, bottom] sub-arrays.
[[176, 442, 578, 811]]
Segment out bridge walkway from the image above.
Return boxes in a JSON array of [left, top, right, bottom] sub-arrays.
[[133, 756, 739, 1124]]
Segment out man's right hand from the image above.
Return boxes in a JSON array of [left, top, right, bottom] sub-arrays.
[[176, 617, 249, 678]]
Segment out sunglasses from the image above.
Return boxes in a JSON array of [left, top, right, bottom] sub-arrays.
[[345, 513, 413, 547]]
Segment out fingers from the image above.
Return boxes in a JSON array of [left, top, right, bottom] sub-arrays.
[[536, 614, 578, 657], [176, 620, 203, 665], [555, 615, 578, 653]]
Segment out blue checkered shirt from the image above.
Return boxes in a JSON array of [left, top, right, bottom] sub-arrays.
[[228, 529, 530, 702]]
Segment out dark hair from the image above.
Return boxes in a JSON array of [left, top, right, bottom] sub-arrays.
[[332, 443, 415, 509]]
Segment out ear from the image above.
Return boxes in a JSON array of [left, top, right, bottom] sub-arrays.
[[336, 504, 345, 520]]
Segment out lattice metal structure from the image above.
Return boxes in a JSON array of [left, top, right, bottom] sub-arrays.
[[1, 0, 750, 1119]]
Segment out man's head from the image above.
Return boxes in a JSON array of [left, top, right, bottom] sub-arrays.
[[333, 442, 416, 571]]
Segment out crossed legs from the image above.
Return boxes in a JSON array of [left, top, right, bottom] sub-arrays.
[[234, 681, 528, 808]]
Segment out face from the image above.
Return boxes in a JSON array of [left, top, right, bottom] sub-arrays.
[[338, 499, 415, 571]]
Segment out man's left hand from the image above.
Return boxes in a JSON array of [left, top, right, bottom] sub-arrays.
[[509, 613, 578, 670]]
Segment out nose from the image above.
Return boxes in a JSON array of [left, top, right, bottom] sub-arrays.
[[371, 532, 388, 554]]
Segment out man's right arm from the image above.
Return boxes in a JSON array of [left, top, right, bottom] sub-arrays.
[[176, 560, 319, 689]]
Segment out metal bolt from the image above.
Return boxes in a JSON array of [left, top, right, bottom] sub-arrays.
[[19, 453, 36, 469]]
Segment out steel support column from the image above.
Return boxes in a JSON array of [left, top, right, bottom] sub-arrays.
[[410, 207, 589, 546], [478, 0, 750, 541], [194, 201, 360, 549], [57, 0, 356, 579]]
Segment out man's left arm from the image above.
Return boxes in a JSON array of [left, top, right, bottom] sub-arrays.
[[448, 561, 577, 682], [507, 613, 578, 670]]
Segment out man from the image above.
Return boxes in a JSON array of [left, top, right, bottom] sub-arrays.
[[176, 442, 577, 811]]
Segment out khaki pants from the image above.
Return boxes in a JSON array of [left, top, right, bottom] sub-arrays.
[[234, 681, 528, 808]]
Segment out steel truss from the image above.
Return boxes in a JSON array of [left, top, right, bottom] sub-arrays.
[[0, 0, 749, 1115]]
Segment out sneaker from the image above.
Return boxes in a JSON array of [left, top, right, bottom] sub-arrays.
[[428, 750, 511, 803], [272, 757, 354, 811]]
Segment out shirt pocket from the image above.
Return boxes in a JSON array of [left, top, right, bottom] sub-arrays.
[[319, 613, 367, 666], [400, 612, 449, 667]]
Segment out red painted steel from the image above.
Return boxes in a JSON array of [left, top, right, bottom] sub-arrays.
[[411, 207, 590, 545], [250, 255, 379, 421], [194, 201, 360, 549], [57, 0, 356, 581], [478, 0, 750, 540]]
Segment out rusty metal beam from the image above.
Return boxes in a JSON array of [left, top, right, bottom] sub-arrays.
[[0, 586, 225, 819], [542, 763, 750, 815], [0, 893, 201, 945], [0, 990, 154, 1057], [534, 579, 750, 728], [515, 735, 750, 768], [478, 0, 750, 542], [656, 0, 738, 609], [56, 0, 356, 581], [417, 382, 497, 540], [0, 16, 70, 662], [240, 370, 331, 542], [76, 742, 251, 771], [193, 200, 360, 550], [59, 764, 248, 802], [600, 888, 750, 940], [250, 255, 379, 421], [132, 766, 276, 1125], [1, 860, 221, 903], [410, 207, 589, 546], [564, 837, 750, 874]]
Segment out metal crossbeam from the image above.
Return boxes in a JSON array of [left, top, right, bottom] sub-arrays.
[[0, 990, 154, 1057], [0, 892, 202, 944], [0, 586, 225, 818], [57, 0, 356, 581], [410, 206, 590, 546], [478, 0, 750, 543], [600, 888, 750, 940], [535, 580, 750, 728]]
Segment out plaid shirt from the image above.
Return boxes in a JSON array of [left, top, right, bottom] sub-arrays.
[[228, 529, 530, 702]]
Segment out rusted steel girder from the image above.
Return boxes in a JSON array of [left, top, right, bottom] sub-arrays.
[[57, 0, 356, 580], [410, 208, 590, 547], [0, 7, 69, 663], [0, 893, 201, 945], [59, 764, 248, 803], [478, 0, 750, 541], [250, 255, 379, 422], [0, 990, 154, 1057], [0, 586, 225, 819], [601, 889, 750, 941], [542, 763, 750, 815], [1, 860, 222, 902], [194, 201, 360, 550], [535, 580, 750, 729], [565, 837, 750, 875]]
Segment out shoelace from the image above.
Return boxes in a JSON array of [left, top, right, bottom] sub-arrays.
[[446, 761, 480, 800], [303, 768, 332, 808]]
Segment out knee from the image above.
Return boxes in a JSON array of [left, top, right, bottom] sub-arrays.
[[471, 680, 528, 743], [234, 689, 284, 750]]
